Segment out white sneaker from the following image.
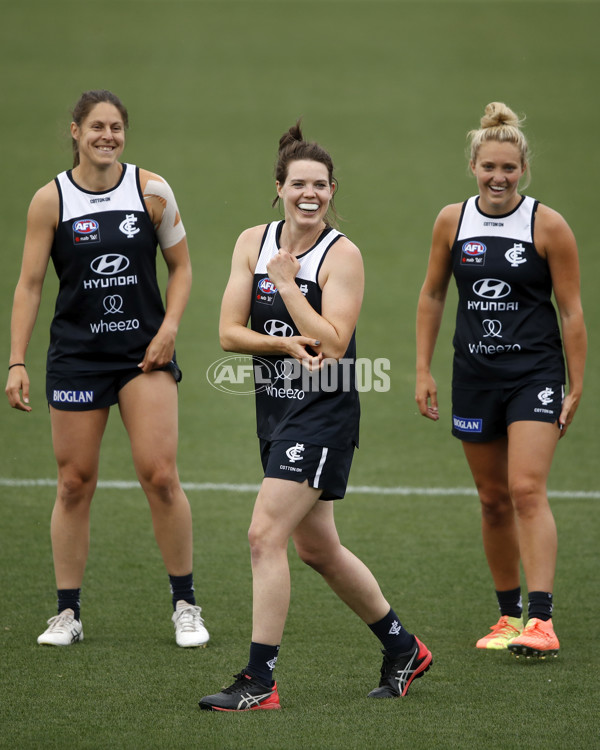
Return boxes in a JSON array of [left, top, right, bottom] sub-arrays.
[[172, 600, 209, 648], [37, 608, 84, 646]]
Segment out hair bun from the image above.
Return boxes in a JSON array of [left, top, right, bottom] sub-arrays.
[[480, 102, 521, 130], [278, 119, 304, 152], [467, 102, 530, 189]]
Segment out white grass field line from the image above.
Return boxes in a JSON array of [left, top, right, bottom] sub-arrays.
[[0, 477, 598, 499]]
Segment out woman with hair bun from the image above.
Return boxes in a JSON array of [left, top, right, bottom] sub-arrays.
[[6, 90, 209, 649], [416, 102, 586, 658], [199, 121, 431, 711]]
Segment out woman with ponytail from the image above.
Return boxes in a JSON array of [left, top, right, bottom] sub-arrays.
[[199, 121, 432, 711], [416, 102, 586, 658], [5, 90, 209, 649]]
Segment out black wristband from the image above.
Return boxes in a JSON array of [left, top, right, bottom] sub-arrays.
[[8, 363, 26, 370]]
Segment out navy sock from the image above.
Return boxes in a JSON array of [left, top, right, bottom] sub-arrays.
[[57, 589, 81, 621], [368, 608, 415, 657], [169, 573, 195, 610], [496, 587, 523, 618], [246, 642, 279, 686], [528, 591, 553, 621]]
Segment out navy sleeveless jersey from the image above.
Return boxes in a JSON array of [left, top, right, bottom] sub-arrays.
[[451, 195, 565, 388], [47, 164, 166, 371], [251, 221, 360, 448]]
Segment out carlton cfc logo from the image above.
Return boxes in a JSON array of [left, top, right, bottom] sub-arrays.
[[73, 219, 99, 234]]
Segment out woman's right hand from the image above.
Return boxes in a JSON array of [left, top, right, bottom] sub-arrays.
[[415, 372, 439, 421], [5, 366, 32, 412]]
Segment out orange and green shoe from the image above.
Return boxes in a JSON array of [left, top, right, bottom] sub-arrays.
[[476, 615, 523, 650], [507, 617, 560, 658]]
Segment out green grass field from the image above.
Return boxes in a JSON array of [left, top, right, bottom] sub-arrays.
[[1, 1, 598, 748]]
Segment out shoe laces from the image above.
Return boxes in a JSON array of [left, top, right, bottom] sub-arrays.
[[46, 610, 75, 632], [523, 618, 550, 636], [490, 616, 519, 636], [175, 605, 204, 632], [379, 648, 413, 680], [222, 672, 255, 695], [379, 652, 393, 679]]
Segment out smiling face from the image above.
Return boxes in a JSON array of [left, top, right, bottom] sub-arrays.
[[276, 159, 335, 228], [70, 102, 125, 170], [470, 141, 526, 215]]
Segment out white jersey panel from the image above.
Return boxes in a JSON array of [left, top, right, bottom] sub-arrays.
[[456, 195, 535, 244], [255, 221, 343, 282], [57, 163, 145, 221]]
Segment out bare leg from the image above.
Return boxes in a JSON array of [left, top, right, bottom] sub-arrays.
[[248, 478, 322, 645], [292, 500, 390, 624], [118, 371, 193, 576], [507, 421, 559, 593], [462, 437, 521, 592], [49, 406, 109, 588]]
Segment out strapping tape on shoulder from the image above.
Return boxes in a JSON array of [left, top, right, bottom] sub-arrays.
[[145, 178, 186, 249]]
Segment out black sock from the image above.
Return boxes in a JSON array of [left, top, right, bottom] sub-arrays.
[[495, 587, 522, 618], [57, 589, 81, 621], [368, 608, 415, 657], [246, 642, 279, 686], [169, 573, 195, 610], [528, 591, 553, 621]]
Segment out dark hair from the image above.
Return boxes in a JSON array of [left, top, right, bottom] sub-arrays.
[[272, 120, 339, 225], [71, 90, 129, 167]]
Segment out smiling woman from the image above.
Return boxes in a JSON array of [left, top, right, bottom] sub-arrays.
[[199, 120, 432, 712], [467, 105, 530, 216], [415, 101, 587, 659], [70, 90, 128, 171], [271, 121, 340, 228], [5, 89, 209, 650]]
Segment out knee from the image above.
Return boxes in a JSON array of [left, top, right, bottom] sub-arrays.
[[509, 479, 545, 519], [247, 521, 287, 563], [477, 483, 513, 525], [294, 540, 333, 575], [248, 522, 269, 559], [57, 470, 96, 509], [138, 463, 179, 501]]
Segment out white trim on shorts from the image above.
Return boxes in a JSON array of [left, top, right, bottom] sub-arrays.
[[314, 447, 328, 488]]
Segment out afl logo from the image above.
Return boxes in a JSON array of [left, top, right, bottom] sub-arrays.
[[258, 278, 277, 294], [462, 241, 486, 257], [73, 219, 99, 234], [91, 254, 130, 275], [473, 278, 511, 299]]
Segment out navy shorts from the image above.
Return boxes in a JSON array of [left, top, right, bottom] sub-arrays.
[[451, 381, 564, 442], [259, 439, 355, 500], [47, 362, 182, 412]]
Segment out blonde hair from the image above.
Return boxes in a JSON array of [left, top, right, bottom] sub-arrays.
[[468, 102, 530, 187]]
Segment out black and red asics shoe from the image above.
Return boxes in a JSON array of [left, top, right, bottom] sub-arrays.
[[199, 670, 281, 711], [368, 636, 432, 697]]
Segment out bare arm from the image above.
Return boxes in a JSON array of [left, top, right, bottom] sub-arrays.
[[535, 204, 587, 436], [267, 237, 364, 361], [5, 183, 58, 411], [415, 204, 458, 420], [219, 226, 342, 366], [138, 170, 192, 372]]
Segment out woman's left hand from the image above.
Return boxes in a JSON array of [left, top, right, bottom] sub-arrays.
[[557, 391, 580, 438], [138, 329, 176, 373]]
